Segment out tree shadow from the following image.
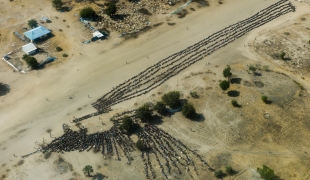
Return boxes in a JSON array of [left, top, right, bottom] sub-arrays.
[[92, 173, 106, 180], [0, 83, 10, 96], [190, 113, 205, 122], [230, 77, 242, 84], [253, 71, 262, 76], [149, 114, 164, 125], [227, 90, 240, 97]]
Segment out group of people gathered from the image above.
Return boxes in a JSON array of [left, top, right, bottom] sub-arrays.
[[72, 0, 295, 124]]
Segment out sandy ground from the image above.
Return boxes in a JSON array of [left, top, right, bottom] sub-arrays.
[[0, 0, 309, 179]]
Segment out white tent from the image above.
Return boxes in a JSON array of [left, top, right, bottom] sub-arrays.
[[22, 43, 37, 55], [93, 31, 104, 38]]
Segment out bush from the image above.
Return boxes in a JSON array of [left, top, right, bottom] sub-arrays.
[[231, 100, 239, 107], [105, 3, 117, 17], [136, 139, 144, 151], [56, 46, 63, 51], [257, 165, 275, 180], [219, 80, 230, 91], [280, 51, 286, 60], [190, 91, 198, 98], [309, 40, 310, 45], [249, 65, 256, 72], [62, 53, 68, 57], [153, 101, 167, 115], [80, 7, 96, 19], [136, 105, 152, 122], [23, 56, 39, 70], [261, 95, 269, 104], [28, 19, 38, 28], [52, 0, 63, 10], [162, 91, 181, 109], [223, 66, 232, 79], [225, 166, 234, 175], [214, 170, 225, 178], [182, 103, 196, 119]]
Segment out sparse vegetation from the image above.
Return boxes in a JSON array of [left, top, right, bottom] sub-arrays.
[[136, 105, 152, 122], [17, 160, 24, 166], [80, 7, 96, 19], [249, 65, 256, 72], [182, 103, 196, 119], [83, 165, 93, 177], [280, 51, 286, 60], [219, 80, 230, 91], [105, 3, 117, 17], [62, 53, 68, 57], [225, 166, 234, 175], [153, 101, 167, 115], [162, 91, 181, 109], [257, 165, 275, 180], [263, 65, 270, 72], [44, 152, 52, 159], [56, 46, 63, 51], [190, 91, 199, 98], [28, 19, 38, 28], [52, 0, 63, 10]]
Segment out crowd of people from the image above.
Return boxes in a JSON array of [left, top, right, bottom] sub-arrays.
[[41, 126, 135, 162], [138, 124, 212, 179], [73, 0, 295, 123]]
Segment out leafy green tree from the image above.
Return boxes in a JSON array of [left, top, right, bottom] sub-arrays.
[[182, 103, 196, 119], [136, 139, 144, 151], [28, 19, 38, 28], [257, 165, 275, 180], [225, 166, 234, 175], [80, 7, 96, 19], [214, 170, 225, 178], [154, 101, 167, 115], [223, 66, 232, 79], [23, 56, 39, 70], [219, 80, 230, 91], [162, 91, 181, 109], [83, 165, 93, 177], [52, 0, 63, 10], [136, 105, 152, 122], [105, 3, 117, 17], [120, 116, 133, 132]]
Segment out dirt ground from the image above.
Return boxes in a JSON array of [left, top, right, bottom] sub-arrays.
[[0, 0, 310, 180]]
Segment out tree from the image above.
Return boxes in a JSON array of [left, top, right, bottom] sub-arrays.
[[80, 7, 96, 19], [136, 105, 152, 122], [105, 3, 117, 17], [52, 0, 63, 10], [162, 91, 181, 109], [261, 95, 269, 104], [257, 165, 275, 180], [223, 66, 232, 79], [136, 139, 144, 151], [120, 116, 133, 132], [214, 170, 225, 178], [231, 100, 239, 107], [23, 56, 39, 70], [225, 166, 234, 175], [182, 103, 196, 119], [154, 101, 167, 115], [219, 80, 230, 91], [28, 19, 38, 28], [83, 165, 93, 177]]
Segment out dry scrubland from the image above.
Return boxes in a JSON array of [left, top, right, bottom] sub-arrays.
[[0, 0, 310, 180]]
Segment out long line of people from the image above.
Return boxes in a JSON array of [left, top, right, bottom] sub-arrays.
[[73, 1, 295, 124]]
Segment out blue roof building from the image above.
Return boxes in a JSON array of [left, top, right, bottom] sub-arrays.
[[24, 26, 51, 42]]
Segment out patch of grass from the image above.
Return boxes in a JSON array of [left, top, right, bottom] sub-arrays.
[[2, 174, 6, 179], [231, 100, 239, 107], [46, 128, 52, 133], [63, 53, 68, 57], [77, 107, 82, 111], [59, 29, 62, 32], [63, 19, 66, 22], [190, 91, 199, 98], [261, 95, 271, 104], [56, 46, 62, 51], [17, 160, 24, 166]]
